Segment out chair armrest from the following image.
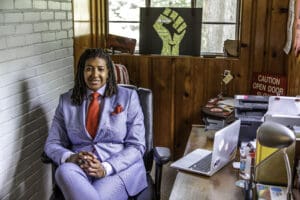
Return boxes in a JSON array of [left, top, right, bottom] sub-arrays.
[[41, 151, 53, 164], [154, 147, 171, 165], [153, 147, 171, 200]]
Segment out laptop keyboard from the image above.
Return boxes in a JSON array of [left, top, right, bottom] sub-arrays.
[[189, 153, 212, 172]]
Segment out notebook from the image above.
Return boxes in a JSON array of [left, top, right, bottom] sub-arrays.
[[171, 120, 241, 176]]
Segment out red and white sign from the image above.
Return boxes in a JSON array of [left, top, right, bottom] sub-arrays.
[[251, 73, 287, 96]]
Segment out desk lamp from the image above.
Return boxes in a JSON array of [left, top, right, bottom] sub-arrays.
[[257, 121, 296, 200]]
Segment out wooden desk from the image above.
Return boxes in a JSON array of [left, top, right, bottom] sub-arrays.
[[169, 125, 243, 200]]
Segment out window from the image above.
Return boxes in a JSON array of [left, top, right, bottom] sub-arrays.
[[108, 0, 240, 55]]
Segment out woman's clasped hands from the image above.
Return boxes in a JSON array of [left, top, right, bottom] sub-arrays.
[[66, 151, 106, 178]]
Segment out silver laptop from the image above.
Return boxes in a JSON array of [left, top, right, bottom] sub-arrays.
[[171, 120, 241, 176]]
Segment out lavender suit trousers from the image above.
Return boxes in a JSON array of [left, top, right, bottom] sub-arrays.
[[55, 163, 128, 200]]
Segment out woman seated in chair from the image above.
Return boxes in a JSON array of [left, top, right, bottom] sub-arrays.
[[44, 48, 147, 200]]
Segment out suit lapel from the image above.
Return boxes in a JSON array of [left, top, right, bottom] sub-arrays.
[[96, 94, 116, 140], [80, 96, 92, 139]]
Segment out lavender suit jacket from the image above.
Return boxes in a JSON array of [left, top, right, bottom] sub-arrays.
[[44, 86, 147, 196]]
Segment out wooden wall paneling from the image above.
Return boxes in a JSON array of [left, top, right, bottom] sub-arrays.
[[151, 57, 175, 155], [262, 0, 273, 73], [132, 56, 151, 88], [287, 56, 300, 95], [221, 58, 246, 95], [74, 34, 92, 71], [228, 60, 243, 95], [204, 59, 229, 98], [250, 0, 288, 75], [190, 58, 207, 124], [127, 55, 151, 88], [173, 57, 194, 159], [251, 0, 268, 72], [90, 0, 97, 47], [111, 55, 152, 88], [220, 59, 237, 96], [171, 57, 242, 158], [266, 0, 289, 74], [192, 58, 210, 112], [238, 0, 253, 93]]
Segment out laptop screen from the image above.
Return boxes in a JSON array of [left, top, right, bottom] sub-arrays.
[[211, 120, 241, 169]]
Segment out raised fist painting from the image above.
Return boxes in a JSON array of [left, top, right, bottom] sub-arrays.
[[153, 8, 187, 55], [139, 8, 202, 56]]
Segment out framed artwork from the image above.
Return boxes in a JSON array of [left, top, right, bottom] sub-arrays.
[[140, 8, 202, 56]]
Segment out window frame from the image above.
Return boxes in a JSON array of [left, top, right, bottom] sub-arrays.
[[107, 0, 241, 56]]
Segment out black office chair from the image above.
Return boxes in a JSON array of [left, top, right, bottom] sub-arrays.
[[41, 85, 171, 200]]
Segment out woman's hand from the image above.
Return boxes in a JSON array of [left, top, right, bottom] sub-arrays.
[[66, 153, 81, 164], [65, 152, 91, 165], [77, 151, 106, 178]]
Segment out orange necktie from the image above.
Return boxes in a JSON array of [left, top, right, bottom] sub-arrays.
[[86, 92, 100, 139]]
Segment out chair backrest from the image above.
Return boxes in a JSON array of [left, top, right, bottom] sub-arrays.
[[119, 84, 154, 173], [113, 63, 130, 84]]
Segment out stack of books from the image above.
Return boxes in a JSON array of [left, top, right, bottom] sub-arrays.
[[202, 97, 235, 131]]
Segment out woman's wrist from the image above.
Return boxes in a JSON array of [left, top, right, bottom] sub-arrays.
[[102, 168, 107, 177], [66, 153, 78, 163]]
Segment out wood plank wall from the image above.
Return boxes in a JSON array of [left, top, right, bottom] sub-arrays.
[[251, 0, 289, 74], [288, 55, 300, 95], [74, 0, 295, 159]]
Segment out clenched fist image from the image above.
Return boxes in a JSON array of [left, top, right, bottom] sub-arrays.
[[153, 8, 187, 56]]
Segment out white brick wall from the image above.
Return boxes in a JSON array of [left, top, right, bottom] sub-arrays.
[[0, 14, 4, 23], [0, 1, 14, 9], [0, 25, 15, 36], [41, 12, 54, 21], [0, 0, 74, 199], [16, 24, 33, 34], [33, 0, 48, 9], [24, 12, 41, 22], [48, 1, 60, 10], [5, 13, 23, 23], [15, 0, 32, 9], [49, 21, 61, 30]]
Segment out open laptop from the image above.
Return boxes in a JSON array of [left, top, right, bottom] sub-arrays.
[[171, 119, 241, 176]]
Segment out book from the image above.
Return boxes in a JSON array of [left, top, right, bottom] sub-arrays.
[[256, 183, 287, 200]]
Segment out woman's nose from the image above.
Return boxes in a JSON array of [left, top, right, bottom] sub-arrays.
[[91, 69, 98, 76]]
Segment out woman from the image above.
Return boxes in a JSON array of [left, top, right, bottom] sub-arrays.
[[44, 48, 147, 200]]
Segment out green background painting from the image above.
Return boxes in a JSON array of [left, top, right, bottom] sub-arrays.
[[140, 7, 202, 56]]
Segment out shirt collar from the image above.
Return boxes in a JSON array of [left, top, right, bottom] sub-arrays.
[[86, 84, 106, 97]]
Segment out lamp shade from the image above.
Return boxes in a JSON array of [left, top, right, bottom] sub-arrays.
[[257, 121, 295, 148]]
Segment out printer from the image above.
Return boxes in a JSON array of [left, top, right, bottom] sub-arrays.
[[234, 95, 269, 144], [264, 96, 300, 126]]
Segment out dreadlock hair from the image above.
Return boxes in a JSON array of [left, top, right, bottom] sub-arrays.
[[71, 48, 118, 105]]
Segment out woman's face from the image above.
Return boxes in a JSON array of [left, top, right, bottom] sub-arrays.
[[84, 57, 109, 91]]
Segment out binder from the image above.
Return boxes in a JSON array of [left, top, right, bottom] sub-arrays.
[[255, 140, 295, 186]]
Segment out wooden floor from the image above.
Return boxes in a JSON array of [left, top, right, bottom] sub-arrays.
[[151, 162, 178, 200]]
